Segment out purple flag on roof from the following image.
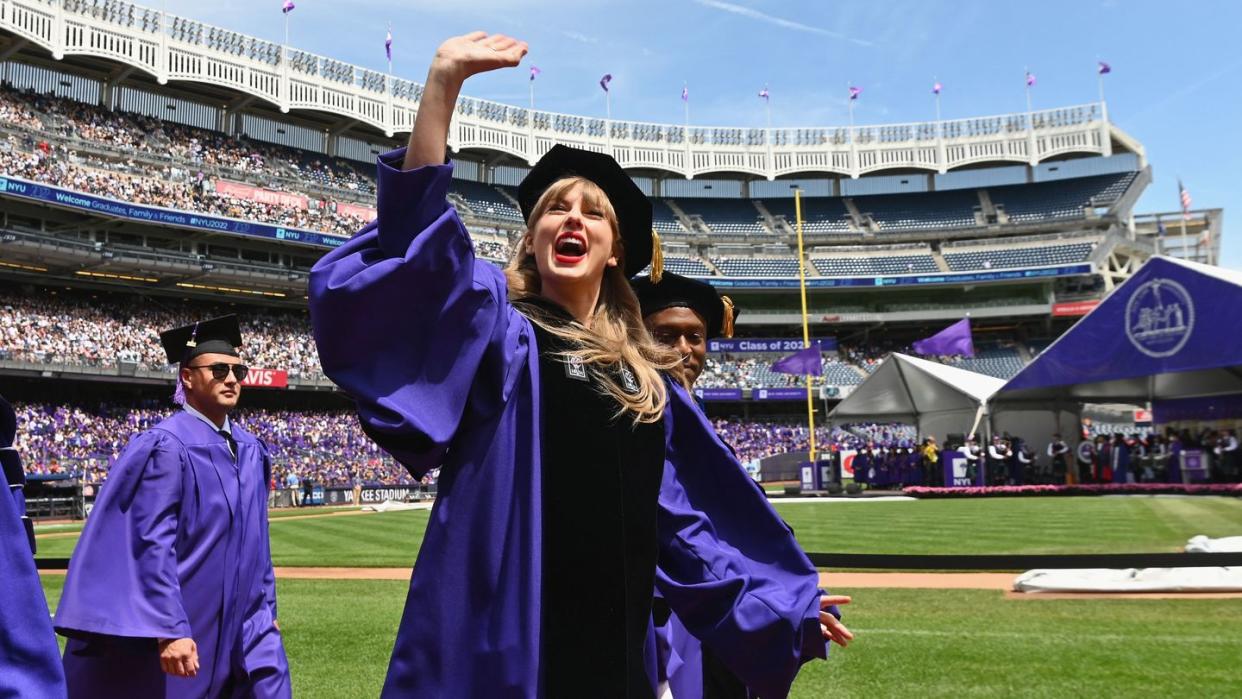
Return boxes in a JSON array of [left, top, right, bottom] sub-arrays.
[[770, 343, 823, 376], [530, 65, 541, 81], [1025, 71, 1036, 87], [682, 84, 689, 102], [1097, 61, 1111, 75], [600, 73, 612, 92], [281, 0, 295, 13], [912, 318, 975, 357], [758, 86, 769, 101], [848, 85, 862, 101], [932, 81, 942, 95], [385, 27, 392, 61]]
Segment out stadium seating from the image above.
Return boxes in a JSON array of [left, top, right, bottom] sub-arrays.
[[651, 198, 688, 234], [452, 179, 524, 223], [761, 196, 852, 233], [812, 253, 939, 276], [943, 241, 1096, 271], [853, 189, 979, 231], [711, 256, 800, 277], [940, 345, 1026, 379], [677, 198, 768, 235], [990, 172, 1137, 223]]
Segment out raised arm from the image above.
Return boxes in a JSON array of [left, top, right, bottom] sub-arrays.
[[403, 32, 527, 170], [309, 33, 528, 478]]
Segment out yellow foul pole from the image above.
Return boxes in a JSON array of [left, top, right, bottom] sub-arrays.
[[794, 189, 817, 463]]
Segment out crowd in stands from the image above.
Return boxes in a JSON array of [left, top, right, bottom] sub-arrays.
[[1, 287, 1049, 386], [0, 288, 323, 377], [14, 402, 421, 488]]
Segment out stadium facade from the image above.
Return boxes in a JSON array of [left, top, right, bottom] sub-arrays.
[[0, 0, 1225, 410]]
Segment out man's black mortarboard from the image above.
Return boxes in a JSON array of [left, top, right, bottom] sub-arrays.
[[631, 273, 738, 339], [518, 144, 659, 280], [159, 315, 243, 365]]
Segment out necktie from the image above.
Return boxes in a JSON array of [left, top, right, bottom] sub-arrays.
[[219, 429, 237, 461]]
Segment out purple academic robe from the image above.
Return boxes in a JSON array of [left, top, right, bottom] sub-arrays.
[[54, 411, 290, 699], [0, 452, 67, 698], [309, 149, 829, 699]]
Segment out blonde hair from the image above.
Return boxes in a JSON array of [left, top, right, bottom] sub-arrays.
[[505, 177, 682, 424]]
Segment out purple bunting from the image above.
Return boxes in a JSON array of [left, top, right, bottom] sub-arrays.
[[912, 318, 975, 358], [770, 343, 823, 376], [599, 73, 612, 92]]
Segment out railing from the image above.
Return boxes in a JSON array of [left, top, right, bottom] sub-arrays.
[[0, 0, 1124, 179]]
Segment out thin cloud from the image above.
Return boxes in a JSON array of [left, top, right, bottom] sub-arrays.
[[692, 0, 873, 47], [560, 30, 600, 45]]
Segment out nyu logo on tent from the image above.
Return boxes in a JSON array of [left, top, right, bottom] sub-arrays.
[[1125, 278, 1195, 358]]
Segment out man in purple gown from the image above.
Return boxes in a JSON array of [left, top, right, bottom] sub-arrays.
[[0, 394, 67, 698], [54, 315, 291, 698]]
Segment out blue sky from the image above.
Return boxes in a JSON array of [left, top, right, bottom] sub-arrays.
[[164, 0, 1242, 269]]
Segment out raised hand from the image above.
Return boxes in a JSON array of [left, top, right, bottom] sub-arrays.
[[404, 32, 528, 171], [430, 31, 528, 84]]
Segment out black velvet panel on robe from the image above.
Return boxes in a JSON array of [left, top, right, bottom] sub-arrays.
[[516, 298, 665, 699]]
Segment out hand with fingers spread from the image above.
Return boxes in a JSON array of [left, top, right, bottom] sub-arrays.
[[404, 31, 529, 170], [430, 31, 529, 84], [158, 637, 200, 678], [819, 595, 854, 647]]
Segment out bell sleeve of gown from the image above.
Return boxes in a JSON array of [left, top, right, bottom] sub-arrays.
[[54, 430, 190, 641], [0, 453, 67, 698], [308, 147, 516, 478], [655, 382, 830, 699]]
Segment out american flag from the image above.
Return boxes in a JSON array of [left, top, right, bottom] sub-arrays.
[[1178, 179, 1193, 220]]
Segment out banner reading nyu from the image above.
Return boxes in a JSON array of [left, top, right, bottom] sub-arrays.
[[0, 175, 347, 249], [708, 337, 838, 353]]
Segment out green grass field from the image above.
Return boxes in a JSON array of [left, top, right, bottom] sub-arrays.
[[35, 496, 1242, 565], [34, 495, 1242, 696], [38, 576, 1242, 698]]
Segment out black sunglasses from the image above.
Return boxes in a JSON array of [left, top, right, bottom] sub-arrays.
[[188, 362, 250, 381]]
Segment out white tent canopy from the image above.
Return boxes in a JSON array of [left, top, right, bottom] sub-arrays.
[[827, 353, 1005, 440]]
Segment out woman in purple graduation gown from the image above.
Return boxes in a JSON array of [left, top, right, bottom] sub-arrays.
[[309, 32, 851, 699]]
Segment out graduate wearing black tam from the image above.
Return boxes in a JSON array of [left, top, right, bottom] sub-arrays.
[[56, 314, 291, 699], [632, 272, 737, 386], [519, 143, 662, 280]]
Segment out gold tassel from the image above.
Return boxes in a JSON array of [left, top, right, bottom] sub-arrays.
[[650, 228, 664, 284], [721, 295, 735, 338]]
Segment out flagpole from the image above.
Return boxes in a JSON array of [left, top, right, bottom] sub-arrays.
[[1024, 67, 1033, 114], [530, 79, 535, 111], [794, 189, 817, 465]]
